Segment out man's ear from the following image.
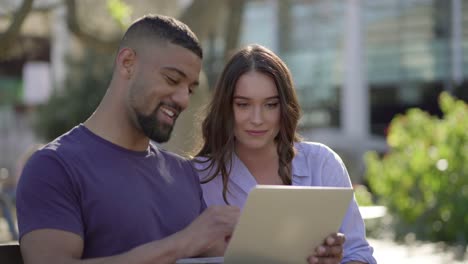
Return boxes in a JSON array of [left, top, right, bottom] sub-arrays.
[[117, 48, 136, 79]]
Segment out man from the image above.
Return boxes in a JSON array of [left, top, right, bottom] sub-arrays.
[[17, 14, 345, 264], [17, 14, 239, 264]]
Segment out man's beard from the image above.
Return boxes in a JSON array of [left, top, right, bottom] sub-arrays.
[[136, 103, 180, 143]]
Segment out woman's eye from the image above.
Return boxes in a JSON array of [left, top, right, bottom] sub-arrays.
[[235, 103, 248, 108], [266, 103, 279, 108]]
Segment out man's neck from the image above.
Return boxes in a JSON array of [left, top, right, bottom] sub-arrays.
[[84, 92, 150, 152]]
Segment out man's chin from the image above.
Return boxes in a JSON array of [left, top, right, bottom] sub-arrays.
[[149, 127, 173, 143], [137, 114, 175, 143]]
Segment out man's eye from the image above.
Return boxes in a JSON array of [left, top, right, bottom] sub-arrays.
[[166, 76, 179, 85]]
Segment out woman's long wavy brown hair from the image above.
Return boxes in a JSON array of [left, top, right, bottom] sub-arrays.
[[194, 44, 302, 204]]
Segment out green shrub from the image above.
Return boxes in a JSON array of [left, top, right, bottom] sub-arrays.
[[365, 92, 468, 245], [354, 184, 374, 206]]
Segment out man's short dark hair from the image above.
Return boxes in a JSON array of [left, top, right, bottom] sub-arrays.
[[119, 14, 203, 58]]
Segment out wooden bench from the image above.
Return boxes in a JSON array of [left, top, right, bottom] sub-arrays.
[[0, 242, 23, 264]]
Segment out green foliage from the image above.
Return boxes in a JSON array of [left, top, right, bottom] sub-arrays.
[[0, 78, 22, 105], [365, 92, 468, 245], [107, 0, 133, 30], [34, 50, 113, 141], [354, 184, 374, 206]]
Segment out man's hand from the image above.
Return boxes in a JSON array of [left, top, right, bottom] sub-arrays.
[[175, 205, 240, 258], [307, 233, 345, 264]]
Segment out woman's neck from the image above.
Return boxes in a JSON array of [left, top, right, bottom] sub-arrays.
[[235, 142, 276, 161], [235, 143, 282, 185]]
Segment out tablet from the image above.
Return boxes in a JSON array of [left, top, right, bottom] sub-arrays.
[[175, 257, 224, 264], [177, 185, 353, 264]]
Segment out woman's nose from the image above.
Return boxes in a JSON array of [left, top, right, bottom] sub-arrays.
[[250, 106, 263, 125]]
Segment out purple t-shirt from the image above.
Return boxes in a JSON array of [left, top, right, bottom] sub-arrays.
[[16, 125, 206, 258]]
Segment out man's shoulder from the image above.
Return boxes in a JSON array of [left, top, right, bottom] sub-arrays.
[[150, 144, 192, 166], [18, 127, 86, 190], [40, 125, 88, 159]]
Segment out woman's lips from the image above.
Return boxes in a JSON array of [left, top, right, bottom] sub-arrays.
[[246, 130, 267, 136]]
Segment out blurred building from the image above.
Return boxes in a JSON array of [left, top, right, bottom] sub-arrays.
[[214, 0, 468, 181]]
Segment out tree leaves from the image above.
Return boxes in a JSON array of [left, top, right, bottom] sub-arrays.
[[365, 92, 468, 245]]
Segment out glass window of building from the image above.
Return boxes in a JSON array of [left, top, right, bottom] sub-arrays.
[[282, 0, 345, 130], [239, 0, 346, 129], [364, 0, 451, 135], [239, 0, 467, 136]]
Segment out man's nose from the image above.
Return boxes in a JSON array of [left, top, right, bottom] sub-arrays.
[[171, 86, 190, 111]]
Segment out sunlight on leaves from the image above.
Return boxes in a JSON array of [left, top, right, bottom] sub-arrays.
[[107, 0, 133, 30]]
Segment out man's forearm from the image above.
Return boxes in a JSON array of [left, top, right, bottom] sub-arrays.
[[22, 230, 189, 264], [198, 238, 226, 257], [80, 235, 187, 264]]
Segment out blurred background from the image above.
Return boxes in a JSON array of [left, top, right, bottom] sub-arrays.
[[0, 0, 467, 263]]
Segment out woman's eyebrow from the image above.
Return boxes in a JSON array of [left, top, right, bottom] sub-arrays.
[[233, 96, 249, 99], [233, 95, 279, 100]]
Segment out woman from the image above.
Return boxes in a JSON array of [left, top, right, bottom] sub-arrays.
[[193, 44, 376, 264]]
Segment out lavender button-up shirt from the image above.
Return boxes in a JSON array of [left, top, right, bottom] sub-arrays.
[[194, 141, 376, 264]]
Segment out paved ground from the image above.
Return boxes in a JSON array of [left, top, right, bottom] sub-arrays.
[[369, 238, 467, 263], [1, 218, 466, 263]]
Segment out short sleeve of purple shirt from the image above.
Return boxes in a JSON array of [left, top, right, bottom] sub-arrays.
[[17, 152, 84, 237]]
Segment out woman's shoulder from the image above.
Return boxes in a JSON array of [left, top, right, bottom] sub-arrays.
[[190, 156, 217, 180], [190, 156, 211, 170], [295, 141, 340, 160], [294, 141, 350, 186]]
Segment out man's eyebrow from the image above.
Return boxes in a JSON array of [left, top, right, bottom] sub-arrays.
[[163, 67, 186, 77], [163, 67, 199, 86]]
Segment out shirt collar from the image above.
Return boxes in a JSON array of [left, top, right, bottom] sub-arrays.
[[230, 143, 309, 184], [229, 152, 257, 193]]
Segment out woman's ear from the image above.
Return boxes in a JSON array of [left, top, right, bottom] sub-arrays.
[[116, 48, 136, 79]]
